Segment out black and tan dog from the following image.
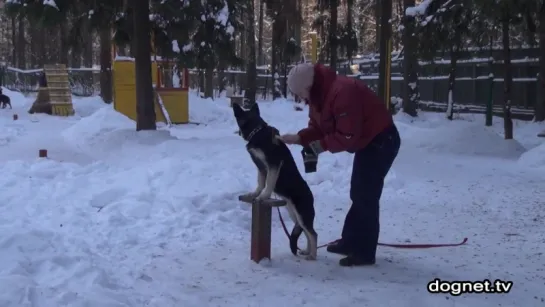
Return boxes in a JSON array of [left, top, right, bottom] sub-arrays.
[[233, 102, 318, 260], [0, 88, 11, 109]]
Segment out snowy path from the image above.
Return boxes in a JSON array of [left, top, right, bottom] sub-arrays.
[[0, 92, 544, 307]]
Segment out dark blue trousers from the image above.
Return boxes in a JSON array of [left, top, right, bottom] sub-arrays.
[[341, 124, 401, 259]]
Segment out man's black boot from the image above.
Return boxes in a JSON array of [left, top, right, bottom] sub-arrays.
[[326, 239, 352, 256], [339, 254, 376, 267]]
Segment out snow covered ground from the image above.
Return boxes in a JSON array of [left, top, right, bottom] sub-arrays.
[[0, 88, 544, 307]]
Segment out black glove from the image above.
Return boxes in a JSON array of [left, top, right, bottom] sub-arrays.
[[308, 140, 325, 155], [301, 146, 318, 173]]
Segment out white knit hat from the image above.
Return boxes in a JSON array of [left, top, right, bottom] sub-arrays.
[[287, 63, 314, 99]]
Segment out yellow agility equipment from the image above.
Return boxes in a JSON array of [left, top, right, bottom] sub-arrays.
[[28, 64, 75, 116], [112, 58, 189, 125]]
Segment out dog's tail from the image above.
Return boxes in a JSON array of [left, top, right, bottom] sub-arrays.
[[289, 224, 303, 255]]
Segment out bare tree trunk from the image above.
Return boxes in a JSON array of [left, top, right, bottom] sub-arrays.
[[329, 0, 338, 70], [17, 16, 26, 69], [45, 28, 56, 64], [501, 16, 513, 139], [446, 45, 458, 120], [346, 0, 354, 61], [11, 17, 16, 65], [536, 4, 545, 121], [217, 62, 226, 95], [82, 26, 94, 68], [59, 23, 69, 65], [30, 27, 37, 68], [99, 27, 113, 104], [133, 0, 156, 130], [37, 28, 47, 67], [204, 67, 214, 98], [401, 0, 418, 117], [245, 0, 257, 104], [239, 8, 247, 62], [257, 0, 265, 66], [375, 0, 380, 52], [70, 45, 81, 68], [271, 15, 283, 99], [198, 70, 205, 95]]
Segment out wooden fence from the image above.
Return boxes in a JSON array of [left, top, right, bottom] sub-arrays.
[[0, 66, 100, 97], [189, 55, 539, 120], [0, 47, 540, 120]]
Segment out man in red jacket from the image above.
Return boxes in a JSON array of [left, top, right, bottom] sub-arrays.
[[278, 63, 400, 267]]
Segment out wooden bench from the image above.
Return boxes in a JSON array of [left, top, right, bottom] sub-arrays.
[[238, 195, 286, 263]]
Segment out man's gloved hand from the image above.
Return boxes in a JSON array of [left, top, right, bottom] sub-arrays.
[[301, 146, 318, 173], [308, 140, 325, 155], [277, 134, 301, 145]]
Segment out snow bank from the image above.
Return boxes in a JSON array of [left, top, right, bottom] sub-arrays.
[[188, 93, 233, 126], [1, 92, 545, 306], [72, 96, 109, 118], [402, 121, 526, 159], [62, 107, 175, 158], [1, 87, 28, 108], [256, 98, 309, 133], [518, 141, 545, 169]]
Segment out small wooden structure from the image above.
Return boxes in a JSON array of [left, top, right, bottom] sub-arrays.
[[538, 130, 545, 138], [238, 195, 286, 263], [113, 58, 189, 124], [28, 64, 74, 116]]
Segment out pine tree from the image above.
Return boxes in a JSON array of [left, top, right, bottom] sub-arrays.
[[473, 0, 537, 138], [148, 0, 240, 98], [413, 0, 476, 120]]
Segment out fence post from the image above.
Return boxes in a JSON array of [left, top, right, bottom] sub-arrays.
[[0, 64, 4, 87], [472, 64, 477, 106], [538, 71, 542, 122], [485, 59, 494, 127]]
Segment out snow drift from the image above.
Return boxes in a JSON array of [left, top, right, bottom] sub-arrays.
[[518, 141, 545, 169], [400, 121, 526, 159], [62, 107, 176, 158]]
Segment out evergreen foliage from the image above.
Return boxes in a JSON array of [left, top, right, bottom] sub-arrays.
[[4, 0, 242, 69]]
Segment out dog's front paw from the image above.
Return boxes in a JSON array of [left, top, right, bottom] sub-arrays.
[[239, 192, 259, 203], [252, 196, 266, 205], [305, 254, 317, 261], [298, 249, 310, 256], [253, 193, 270, 204]]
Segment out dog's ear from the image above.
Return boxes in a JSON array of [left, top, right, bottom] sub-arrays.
[[232, 102, 244, 116]]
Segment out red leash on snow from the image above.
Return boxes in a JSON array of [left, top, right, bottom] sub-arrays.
[[276, 207, 468, 250]]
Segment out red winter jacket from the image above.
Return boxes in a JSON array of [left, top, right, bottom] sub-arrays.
[[297, 64, 393, 153]]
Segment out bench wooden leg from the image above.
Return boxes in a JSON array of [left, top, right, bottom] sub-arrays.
[[250, 203, 272, 263]]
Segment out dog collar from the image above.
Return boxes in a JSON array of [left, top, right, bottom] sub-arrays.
[[246, 125, 264, 143]]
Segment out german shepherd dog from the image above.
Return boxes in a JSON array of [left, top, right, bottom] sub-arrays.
[[233, 102, 318, 260], [0, 88, 11, 109]]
